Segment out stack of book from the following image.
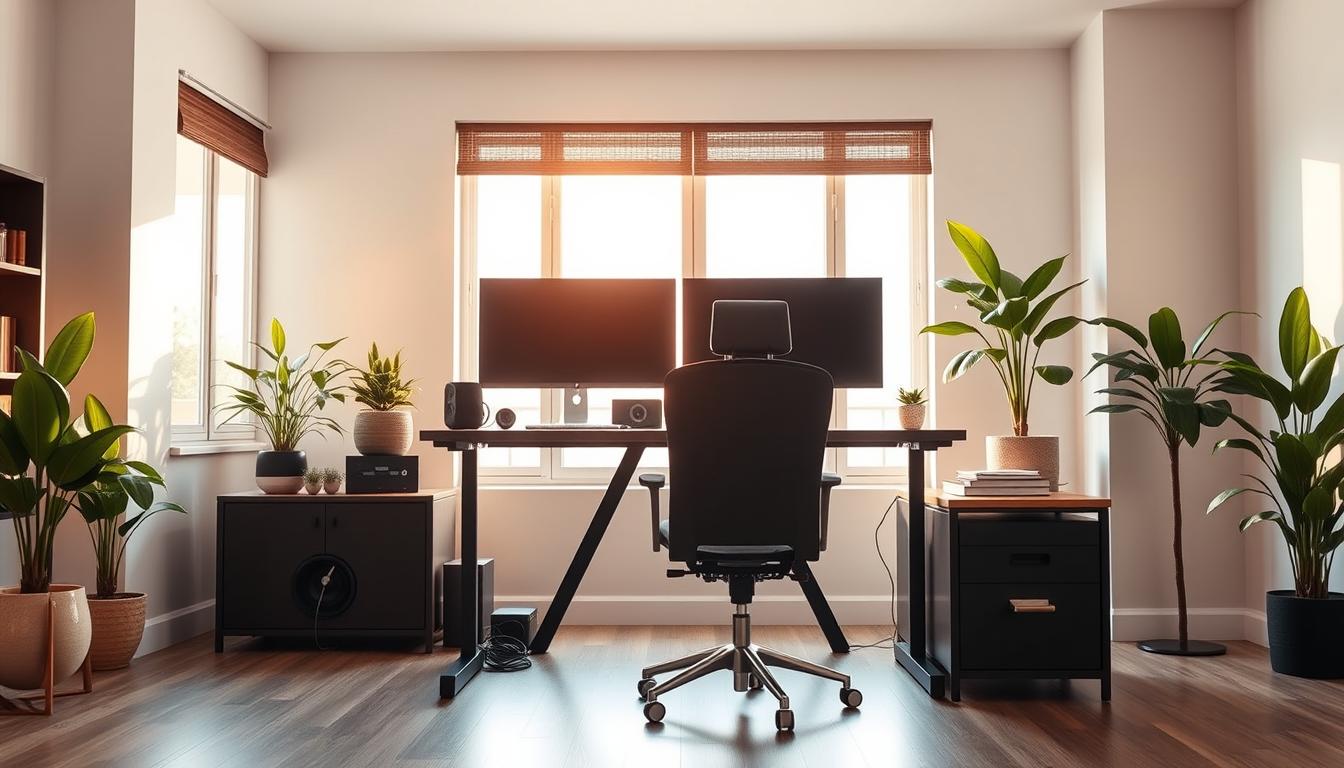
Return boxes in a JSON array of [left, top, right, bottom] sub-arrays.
[[943, 469, 1050, 496]]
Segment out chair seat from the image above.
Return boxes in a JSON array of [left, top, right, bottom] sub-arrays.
[[658, 519, 793, 562]]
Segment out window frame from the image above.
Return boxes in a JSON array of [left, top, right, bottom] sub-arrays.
[[170, 140, 261, 447], [458, 173, 928, 484]]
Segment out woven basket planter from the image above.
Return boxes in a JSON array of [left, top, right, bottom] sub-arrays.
[[354, 410, 414, 456], [87, 592, 146, 671], [986, 435, 1060, 490]]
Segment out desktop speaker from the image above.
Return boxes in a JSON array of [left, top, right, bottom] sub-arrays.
[[444, 382, 491, 429], [346, 455, 419, 493], [442, 558, 494, 647], [613, 398, 662, 428], [495, 408, 517, 430]]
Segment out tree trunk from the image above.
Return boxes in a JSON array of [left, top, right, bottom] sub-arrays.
[[1170, 442, 1189, 648]]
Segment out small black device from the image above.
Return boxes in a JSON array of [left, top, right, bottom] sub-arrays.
[[346, 455, 419, 494], [443, 558, 495, 647], [495, 407, 517, 430], [612, 398, 662, 428], [491, 607, 538, 646], [444, 382, 490, 429]]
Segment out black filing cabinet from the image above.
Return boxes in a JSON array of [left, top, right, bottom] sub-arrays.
[[216, 491, 454, 653], [920, 494, 1111, 701]]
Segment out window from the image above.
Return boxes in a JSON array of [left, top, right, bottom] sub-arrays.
[[169, 135, 259, 444], [460, 171, 926, 483]]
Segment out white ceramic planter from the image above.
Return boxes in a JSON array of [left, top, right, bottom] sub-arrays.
[[354, 409, 414, 456], [0, 584, 92, 690], [986, 435, 1060, 490]]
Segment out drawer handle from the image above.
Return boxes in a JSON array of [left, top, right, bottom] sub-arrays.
[[1009, 598, 1056, 614], [1010, 553, 1051, 567]]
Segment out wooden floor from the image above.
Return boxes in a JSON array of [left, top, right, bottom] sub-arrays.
[[1, 626, 1341, 768]]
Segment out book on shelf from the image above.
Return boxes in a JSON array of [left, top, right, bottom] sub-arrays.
[[0, 316, 13, 373], [942, 480, 1050, 497], [956, 469, 1042, 479]]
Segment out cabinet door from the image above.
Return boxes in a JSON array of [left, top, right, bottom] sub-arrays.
[[221, 503, 326, 629], [324, 503, 426, 631]]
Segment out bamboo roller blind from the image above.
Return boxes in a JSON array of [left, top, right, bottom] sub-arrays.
[[178, 82, 269, 177], [457, 121, 931, 176]]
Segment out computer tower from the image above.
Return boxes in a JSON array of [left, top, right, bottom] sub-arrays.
[[442, 558, 495, 648]]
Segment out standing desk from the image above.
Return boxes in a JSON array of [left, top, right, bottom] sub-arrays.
[[421, 427, 966, 698]]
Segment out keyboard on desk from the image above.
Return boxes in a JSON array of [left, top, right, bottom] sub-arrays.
[[525, 423, 629, 430]]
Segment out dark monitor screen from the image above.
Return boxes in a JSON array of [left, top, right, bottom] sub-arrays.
[[479, 278, 677, 387], [682, 278, 883, 387]]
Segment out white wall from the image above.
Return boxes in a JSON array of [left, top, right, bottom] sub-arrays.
[[261, 49, 1075, 622], [1236, 0, 1344, 643]]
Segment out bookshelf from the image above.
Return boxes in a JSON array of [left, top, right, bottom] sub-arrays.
[[0, 162, 46, 397]]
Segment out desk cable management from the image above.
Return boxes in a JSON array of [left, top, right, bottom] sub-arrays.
[[480, 618, 533, 672], [847, 494, 899, 652]]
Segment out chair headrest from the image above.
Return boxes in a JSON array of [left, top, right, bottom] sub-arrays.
[[710, 300, 792, 357]]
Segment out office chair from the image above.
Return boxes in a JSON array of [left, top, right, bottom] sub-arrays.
[[636, 299, 861, 732]]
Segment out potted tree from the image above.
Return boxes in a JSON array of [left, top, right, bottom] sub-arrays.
[[345, 343, 417, 456], [220, 319, 350, 493], [0, 314, 140, 693], [79, 462, 186, 670], [1208, 287, 1344, 678], [921, 220, 1085, 488], [1088, 306, 1245, 656]]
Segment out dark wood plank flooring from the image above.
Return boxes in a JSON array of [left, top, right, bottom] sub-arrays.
[[1, 627, 1341, 767]]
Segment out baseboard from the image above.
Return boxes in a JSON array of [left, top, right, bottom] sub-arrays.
[[1111, 607, 1261, 642], [494, 595, 903, 625], [1242, 608, 1268, 647], [138, 599, 215, 657]]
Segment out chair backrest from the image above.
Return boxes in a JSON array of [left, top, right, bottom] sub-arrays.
[[664, 353, 832, 563]]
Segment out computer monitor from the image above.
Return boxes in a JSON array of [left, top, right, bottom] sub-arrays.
[[478, 278, 677, 388], [682, 277, 883, 387]]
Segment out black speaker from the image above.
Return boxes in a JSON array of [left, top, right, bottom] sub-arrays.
[[491, 607, 538, 645], [495, 408, 517, 430], [613, 398, 662, 428], [442, 558, 495, 648], [444, 382, 490, 429]]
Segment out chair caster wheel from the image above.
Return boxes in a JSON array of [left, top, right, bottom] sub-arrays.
[[638, 678, 656, 700], [840, 687, 863, 708], [748, 674, 764, 691], [644, 701, 666, 724], [775, 709, 794, 732]]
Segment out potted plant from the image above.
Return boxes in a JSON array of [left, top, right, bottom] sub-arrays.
[[78, 465, 186, 670], [1088, 306, 1246, 656], [921, 220, 1085, 488], [322, 467, 343, 495], [0, 314, 138, 692], [303, 467, 322, 495], [1208, 287, 1344, 678], [344, 342, 417, 456], [897, 387, 928, 430], [220, 318, 350, 493]]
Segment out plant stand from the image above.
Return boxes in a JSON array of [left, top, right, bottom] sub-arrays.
[[0, 596, 94, 716], [1137, 639, 1226, 657]]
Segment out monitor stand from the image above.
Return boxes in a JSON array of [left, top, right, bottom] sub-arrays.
[[563, 385, 589, 424]]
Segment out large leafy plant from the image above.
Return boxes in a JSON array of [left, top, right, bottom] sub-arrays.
[[0, 314, 170, 594], [921, 220, 1085, 436], [220, 318, 350, 451], [343, 342, 416, 411], [1088, 307, 1244, 648], [1208, 288, 1344, 599], [79, 463, 185, 599]]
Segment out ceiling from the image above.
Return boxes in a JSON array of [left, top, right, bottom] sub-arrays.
[[206, 0, 1242, 53]]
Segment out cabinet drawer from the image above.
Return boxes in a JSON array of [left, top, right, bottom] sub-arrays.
[[958, 518, 1097, 547], [959, 583, 1101, 671], [960, 546, 1098, 584]]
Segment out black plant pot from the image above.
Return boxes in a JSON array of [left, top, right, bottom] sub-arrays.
[[256, 450, 307, 494], [1266, 589, 1344, 678]]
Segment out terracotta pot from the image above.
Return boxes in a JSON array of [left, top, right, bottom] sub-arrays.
[[257, 450, 306, 494], [354, 409, 414, 456], [0, 584, 92, 690], [87, 592, 146, 671], [304, 480, 321, 495], [323, 479, 342, 494], [986, 435, 1060, 490], [898, 403, 927, 430]]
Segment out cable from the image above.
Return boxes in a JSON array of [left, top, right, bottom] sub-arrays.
[[480, 618, 532, 672], [848, 494, 899, 652], [314, 565, 336, 651]]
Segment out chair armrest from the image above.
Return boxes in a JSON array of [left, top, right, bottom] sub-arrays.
[[640, 473, 666, 552], [820, 472, 841, 551]]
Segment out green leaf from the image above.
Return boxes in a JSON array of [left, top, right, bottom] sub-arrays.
[[943, 348, 985, 382], [1035, 365, 1073, 385], [1020, 281, 1085, 337], [1160, 387, 1198, 404], [117, 501, 187, 538], [1087, 317, 1148, 348], [43, 312, 96, 386], [15, 347, 42, 373], [1208, 487, 1254, 515], [314, 338, 346, 352], [47, 425, 135, 489], [1164, 399, 1201, 446], [1191, 310, 1255, 355], [999, 270, 1024, 299], [1304, 485, 1334, 522], [1314, 391, 1344, 444], [1273, 433, 1313, 499], [225, 360, 261, 380], [270, 318, 286, 356], [11, 369, 67, 463], [1214, 438, 1264, 461], [1089, 403, 1143, 416], [946, 220, 1001, 290], [118, 473, 155, 510], [1279, 287, 1311, 380], [1239, 510, 1281, 532], [981, 297, 1029, 332], [920, 321, 980, 337], [0, 475, 38, 517], [1198, 400, 1231, 428], [1020, 255, 1067, 300], [123, 460, 164, 485], [1148, 308, 1186, 370], [0, 410, 29, 476], [1294, 345, 1341, 413], [936, 278, 994, 303], [1034, 316, 1082, 346]]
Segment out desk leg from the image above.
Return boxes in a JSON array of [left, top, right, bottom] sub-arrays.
[[793, 561, 849, 653], [531, 446, 644, 654], [893, 447, 947, 698], [441, 449, 485, 698]]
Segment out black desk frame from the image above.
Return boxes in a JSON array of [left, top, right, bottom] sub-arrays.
[[423, 428, 965, 699]]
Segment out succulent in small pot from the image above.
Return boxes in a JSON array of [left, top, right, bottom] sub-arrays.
[[344, 343, 417, 456], [897, 387, 928, 430], [322, 467, 343, 495], [219, 318, 350, 493], [303, 467, 322, 495]]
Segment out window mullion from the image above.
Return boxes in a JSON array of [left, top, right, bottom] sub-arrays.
[[203, 151, 219, 440]]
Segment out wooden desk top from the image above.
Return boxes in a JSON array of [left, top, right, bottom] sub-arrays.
[[220, 490, 454, 502], [899, 488, 1112, 510], [421, 428, 967, 449]]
